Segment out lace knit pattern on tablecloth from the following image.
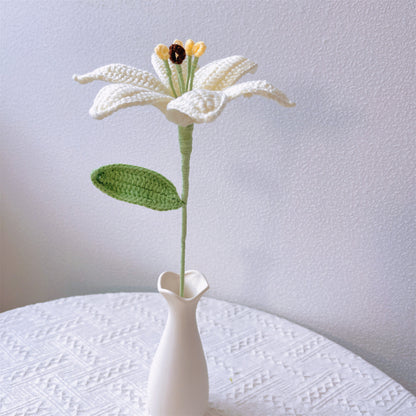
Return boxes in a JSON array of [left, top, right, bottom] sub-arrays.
[[0, 293, 415, 416]]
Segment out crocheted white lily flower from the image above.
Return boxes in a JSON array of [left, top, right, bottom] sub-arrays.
[[73, 54, 295, 127], [75, 41, 296, 300]]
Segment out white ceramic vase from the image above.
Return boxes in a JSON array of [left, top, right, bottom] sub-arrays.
[[148, 270, 209, 416]]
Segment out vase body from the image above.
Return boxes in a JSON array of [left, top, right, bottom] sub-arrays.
[[148, 270, 209, 416]]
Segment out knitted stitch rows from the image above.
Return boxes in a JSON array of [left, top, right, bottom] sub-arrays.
[[151, 54, 192, 95], [75, 42, 296, 298], [74, 55, 295, 126], [225, 80, 293, 103], [91, 164, 184, 211], [193, 55, 257, 91], [89, 84, 172, 120], [166, 89, 227, 125], [73, 64, 170, 95]]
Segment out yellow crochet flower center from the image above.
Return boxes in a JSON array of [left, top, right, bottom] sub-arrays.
[[185, 39, 195, 56], [154, 39, 207, 96], [193, 41, 206, 58], [154, 44, 169, 60]]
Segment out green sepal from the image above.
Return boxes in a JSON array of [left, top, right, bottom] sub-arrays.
[[91, 164, 184, 211]]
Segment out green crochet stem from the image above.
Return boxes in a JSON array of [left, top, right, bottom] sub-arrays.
[[163, 60, 177, 98], [186, 55, 192, 91], [178, 124, 194, 297], [189, 56, 199, 91], [175, 64, 186, 95]]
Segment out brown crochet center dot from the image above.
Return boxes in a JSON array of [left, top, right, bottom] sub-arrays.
[[169, 44, 186, 65]]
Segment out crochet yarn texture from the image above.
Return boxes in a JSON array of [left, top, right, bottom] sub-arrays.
[[74, 40, 295, 297], [91, 164, 184, 211], [73, 55, 295, 126]]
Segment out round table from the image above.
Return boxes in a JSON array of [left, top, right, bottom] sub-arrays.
[[0, 293, 414, 416]]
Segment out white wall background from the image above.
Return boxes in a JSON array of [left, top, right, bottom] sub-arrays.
[[1, 0, 415, 393]]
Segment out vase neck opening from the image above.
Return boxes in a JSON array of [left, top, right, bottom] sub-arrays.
[[158, 270, 209, 302]]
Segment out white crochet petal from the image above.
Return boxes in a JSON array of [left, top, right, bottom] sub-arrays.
[[166, 89, 227, 126], [193, 55, 257, 91], [89, 84, 173, 120], [224, 80, 296, 108], [73, 64, 170, 95], [151, 53, 190, 96]]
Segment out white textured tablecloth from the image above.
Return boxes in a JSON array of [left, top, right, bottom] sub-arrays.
[[0, 293, 414, 416]]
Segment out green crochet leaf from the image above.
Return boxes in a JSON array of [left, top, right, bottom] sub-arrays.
[[91, 164, 184, 211]]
